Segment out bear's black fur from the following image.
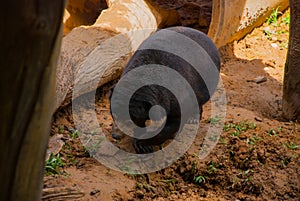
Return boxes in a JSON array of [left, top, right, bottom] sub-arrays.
[[110, 26, 220, 153]]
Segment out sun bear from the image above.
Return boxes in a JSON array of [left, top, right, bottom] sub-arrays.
[[110, 26, 220, 153]]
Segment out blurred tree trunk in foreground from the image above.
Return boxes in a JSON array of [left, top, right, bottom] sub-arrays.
[[0, 1, 65, 201], [283, 0, 300, 120]]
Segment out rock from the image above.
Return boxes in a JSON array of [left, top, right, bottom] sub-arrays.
[[90, 189, 100, 196], [112, 133, 121, 140], [238, 133, 247, 139], [136, 190, 144, 199], [45, 134, 64, 161], [254, 116, 263, 122], [255, 76, 267, 84], [271, 43, 279, 49]]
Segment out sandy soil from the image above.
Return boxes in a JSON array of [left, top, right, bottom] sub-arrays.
[[44, 8, 300, 201]]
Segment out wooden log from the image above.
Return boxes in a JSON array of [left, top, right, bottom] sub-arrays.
[[0, 1, 65, 201], [42, 187, 84, 200], [282, 0, 300, 120], [55, 0, 179, 110], [63, 0, 108, 34], [209, 0, 289, 48]]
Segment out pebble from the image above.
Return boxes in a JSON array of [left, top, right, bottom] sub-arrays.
[[90, 189, 100, 196], [136, 190, 144, 199], [112, 133, 121, 140], [255, 117, 263, 122], [238, 133, 247, 139], [255, 76, 267, 84], [271, 43, 279, 49]]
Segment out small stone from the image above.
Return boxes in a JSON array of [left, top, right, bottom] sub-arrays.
[[112, 133, 121, 140], [136, 190, 144, 199], [90, 189, 100, 196], [238, 133, 247, 139], [271, 43, 278, 49], [254, 117, 263, 122], [255, 76, 267, 84]]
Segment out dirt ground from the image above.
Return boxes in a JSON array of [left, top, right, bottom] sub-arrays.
[[44, 7, 300, 201]]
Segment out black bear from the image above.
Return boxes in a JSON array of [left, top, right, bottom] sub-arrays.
[[110, 26, 220, 153]]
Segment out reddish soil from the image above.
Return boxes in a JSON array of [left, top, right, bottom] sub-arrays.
[[44, 8, 300, 201]]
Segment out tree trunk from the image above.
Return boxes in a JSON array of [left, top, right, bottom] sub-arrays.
[[0, 1, 65, 201], [282, 0, 300, 120]]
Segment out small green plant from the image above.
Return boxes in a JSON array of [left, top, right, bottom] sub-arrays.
[[266, 7, 281, 25], [192, 153, 199, 158], [242, 169, 253, 176], [207, 162, 217, 174], [191, 161, 197, 174], [66, 153, 78, 165], [208, 132, 219, 142], [223, 121, 256, 136], [246, 135, 259, 145], [268, 126, 283, 136], [283, 142, 299, 150], [268, 128, 277, 136], [278, 29, 288, 34], [161, 178, 177, 184], [87, 136, 106, 155], [281, 159, 288, 167], [136, 182, 152, 191], [64, 142, 71, 150], [238, 169, 254, 184], [281, 13, 290, 25], [136, 182, 143, 189], [232, 177, 240, 189], [45, 153, 65, 175], [70, 130, 79, 139], [194, 175, 208, 184], [58, 125, 64, 134], [279, 41, 288, 49], [241, 157, 250, 166], [118, 156, 140, 175], [119, 164, 135, 175], [207, 116, 221, 125], [219, 137, 227, 144], [252, 135, 259, 143]]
